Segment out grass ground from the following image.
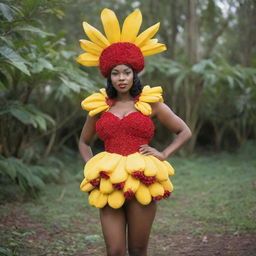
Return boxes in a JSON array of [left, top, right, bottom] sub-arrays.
[[0, 142, 256, 255]]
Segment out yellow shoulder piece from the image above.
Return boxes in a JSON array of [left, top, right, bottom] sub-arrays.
[[81, 88, 110, 116], [134, 85, 163, 115]]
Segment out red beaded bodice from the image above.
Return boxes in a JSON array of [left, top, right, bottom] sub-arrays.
[[96, 111, 154, 156]]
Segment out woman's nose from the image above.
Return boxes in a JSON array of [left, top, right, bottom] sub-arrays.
[[119, 73, 125, 80]]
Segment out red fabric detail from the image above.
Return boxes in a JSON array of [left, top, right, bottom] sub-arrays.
[[153, 195, 163, 201], [140, 175, 156, 186], [124, 189, 134, 200], [131, 171, 156, 186], [112, 182, 125, 190], [96, 111, 154, 156], [90, 179, 100, 187], [131, 171, 144, 180], [99, 42, 144, 77], [106, 98, 115, 107], [134, 94, 141, 103], [163, 190, 171, 198], [100, 171, 110, 179]]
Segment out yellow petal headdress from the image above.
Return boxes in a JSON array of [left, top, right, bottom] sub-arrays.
[[76, 8, 167, 77]]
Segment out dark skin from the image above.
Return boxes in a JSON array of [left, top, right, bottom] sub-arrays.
[[79, 65, 192, 256]]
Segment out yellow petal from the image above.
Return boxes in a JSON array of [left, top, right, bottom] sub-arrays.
[[83, 101, 108, 111], [110, 157, 128, 183], [163, 161, 175, 176], [143, 156, 157, 176], [94, 192, 108, 208], [123, 175, 140, 193], [80, 178, 94, 192], [83, 22, 110, 48], [134, 101, 152, 115], [160, 179, 174, 192], [108, 190, 125, 209], [142, 86, 163, 95], [139, 95, 162, 102], [76, 53, 99, 66], [149, 156, 168, 181], [100, 178, 114, 194], [126, 152, 145, 174], [88, 189, 100, 206], [82, 92, 106, 103], [135, 22, 160, 47], [89, 105, 109, 116], [83, 152, 107, 178], [143, 38, 158, 46], [99, 88, 107, 97], [96, 153, 122, 173], [101, 8, 121, 43], [141, 43, 167, 56], [135, 184, 152, 205], [79, 39, 103, 56], [121, 9, 142, 42], [148, 182, 164, 197]]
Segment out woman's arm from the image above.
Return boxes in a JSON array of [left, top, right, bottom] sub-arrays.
[[79, 115, 98, 162], [139, 102, 192, 160]]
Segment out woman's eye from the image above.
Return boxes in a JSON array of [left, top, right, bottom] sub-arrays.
[[125, 72, 131, 75]]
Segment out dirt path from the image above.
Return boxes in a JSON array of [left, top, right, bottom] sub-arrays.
[[1, 208, 255, 256]]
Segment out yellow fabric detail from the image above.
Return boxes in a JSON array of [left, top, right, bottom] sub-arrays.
[[135, 184, 152, 205], [121, 9, 142, 42], [100, 178, 114, 194], [123, 175, 140, 193], [148, 182, 165, 197], [126, 152, 145, 174], [88, 189, 100, 206], [81, 89, 109, 117], [108, 190, 125, 209], [160, 179, 174, 192], [101, 8, 121, 43], [143, 156, 157, 176], [80, 179, 94, 192], [135, 22, 160, 47], [79, 39, 103, 56], [163, 161, 175, 176], [110, 157, 128, 183], [82, 22, 110, 49], [76, 52, 99, 66], [94, 192, 108, 208], [141, 43, 167, 57]]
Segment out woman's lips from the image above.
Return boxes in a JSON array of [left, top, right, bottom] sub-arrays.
[[118, 84, 127, 88]]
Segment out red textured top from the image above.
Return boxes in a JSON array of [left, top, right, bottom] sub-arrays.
[[96, 111, 154, 156]]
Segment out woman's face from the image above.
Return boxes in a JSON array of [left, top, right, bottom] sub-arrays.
[[110, 64, 134, 94]]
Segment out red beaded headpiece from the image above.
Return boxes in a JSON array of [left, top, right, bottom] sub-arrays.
[[76, 8, 166, 77]]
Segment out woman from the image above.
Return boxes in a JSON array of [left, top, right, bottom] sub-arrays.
[[77, 9, 192, 256]]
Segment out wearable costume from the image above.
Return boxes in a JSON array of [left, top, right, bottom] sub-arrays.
[[77, 8, 175, 209]]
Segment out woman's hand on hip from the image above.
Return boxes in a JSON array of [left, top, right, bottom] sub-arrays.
[[139, 144, 166, 161]]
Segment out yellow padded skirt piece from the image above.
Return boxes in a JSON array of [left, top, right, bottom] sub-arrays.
[[82, 151, 175, 208]]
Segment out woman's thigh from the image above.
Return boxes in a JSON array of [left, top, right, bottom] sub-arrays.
[[100, 205, 127, 256], [125, 200, 157, 255]]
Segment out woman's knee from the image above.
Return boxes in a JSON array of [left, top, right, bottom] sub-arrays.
[[106, 245, 126, 256], [128, 244, 147, 256]]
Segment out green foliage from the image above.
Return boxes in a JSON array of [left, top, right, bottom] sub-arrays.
[[0, 155, 60, 195], [144, 56, 256, 152], [0, 0, 96, 163]]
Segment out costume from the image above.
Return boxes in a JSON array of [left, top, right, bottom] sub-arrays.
[[80, 86, 175, 209], [77, 9, 175, 209]]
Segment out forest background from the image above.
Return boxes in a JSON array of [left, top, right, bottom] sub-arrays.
[[0, 0, 255, 255]]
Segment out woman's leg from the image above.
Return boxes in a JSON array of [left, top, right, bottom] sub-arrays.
[[100, 205, 127, 256], [126, 200, 157, 256]]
